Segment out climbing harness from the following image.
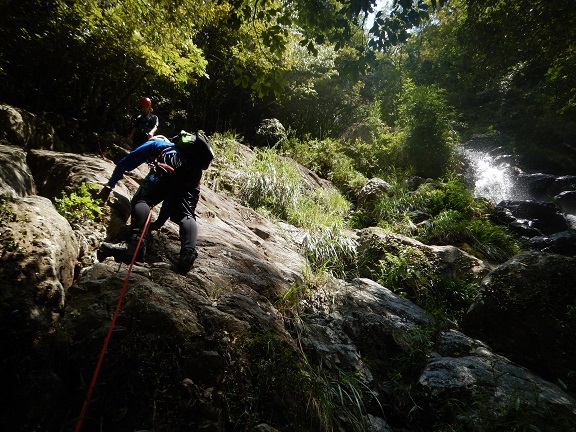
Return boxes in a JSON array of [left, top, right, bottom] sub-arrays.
[[73, 209, 153, 432]]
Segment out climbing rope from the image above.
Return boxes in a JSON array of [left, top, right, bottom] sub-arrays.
[[73, 209, 153, 432]]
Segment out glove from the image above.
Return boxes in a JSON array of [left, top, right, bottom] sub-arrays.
[[97, 185, 112, 202]]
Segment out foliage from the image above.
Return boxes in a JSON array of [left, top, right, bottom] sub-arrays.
[[208, 131, 246, 168], [201, 131, 246, 193], [303, 360, 374, 432], [221, 331, 313, 430], [223, 0, 441, 63], [277, 267, 333, 313], [302, 225, 358, 279], [372, 176, 521, 263], [375, 324, 438, 429], [53, 183, 103, 224], [378, 249, 434, 299], [239, 146, 354, 229], [419, 213, 521, 262], [237, 145, 358, 279], [239, 147, 302, 220], [406, 0, 576, 173], [289, 188, 351, 229], [341, 124, 404, 179], [395, 79, 459, 178], [0, 0, 213, 131], [220, 330, 375, 431], [378, 248, 480, 324], [281, 137, 367, 197], [0, 0, 445, 140]]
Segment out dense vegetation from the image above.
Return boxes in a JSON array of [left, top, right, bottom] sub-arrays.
[[1, 0, 575, 174], [4, 0, 573, 327], [2, 2, 576, 430]]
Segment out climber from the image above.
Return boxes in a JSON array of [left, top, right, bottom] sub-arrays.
[[97, 136, 201, 274], [128, 97, 159, 149]]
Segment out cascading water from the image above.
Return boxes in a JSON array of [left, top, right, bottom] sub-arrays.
[[461, 143, 576, 229], [460, 147, 522, 204]]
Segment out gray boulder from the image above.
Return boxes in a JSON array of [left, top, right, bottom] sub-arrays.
[[496, 200, 569, 235], [357, 177, 392, 215], [357, 227, 492, 287], [461, 251, 576, 387], [0, 103, 58, 150], [0, 144, 35, 197], [555, 190, 576, 215], [418, 330, 576, 429], [255, 118, 287, 147]]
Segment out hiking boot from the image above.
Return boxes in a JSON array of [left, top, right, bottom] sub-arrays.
[[97, 242, 131, 263], [97, 236, 146, 264], [176, 248, 197, 274], [127, 234, 147, 261]]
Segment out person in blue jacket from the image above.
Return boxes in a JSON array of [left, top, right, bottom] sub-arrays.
[[97, 137, 201, 274]]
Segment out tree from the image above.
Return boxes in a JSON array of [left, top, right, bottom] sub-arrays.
[[0, 0, 446, 139], [0, 0, 216, 131], [403, 0, 576, 172], [397, 79, 458, 178]]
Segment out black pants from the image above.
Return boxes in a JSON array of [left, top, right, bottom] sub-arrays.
[[132, 200, 198, 254]]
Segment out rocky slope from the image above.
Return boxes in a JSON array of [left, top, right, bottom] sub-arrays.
[[1, 103, 576, 432]]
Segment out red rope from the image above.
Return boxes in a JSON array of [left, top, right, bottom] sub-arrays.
[[73, 209, 153, 432]]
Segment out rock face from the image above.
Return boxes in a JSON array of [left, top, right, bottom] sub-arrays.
[[357, 228, 492, 287], [0, 144, 35, 197], [1, 104, 576, 432], [461, 251, 576, 387], [419, 330, 576, 429]]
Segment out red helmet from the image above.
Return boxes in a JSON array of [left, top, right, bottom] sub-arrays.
[[140, 97, 152, 107]]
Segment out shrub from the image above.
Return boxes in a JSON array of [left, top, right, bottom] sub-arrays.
[[373, 176, 521, 263], [209, 131, 245, 167], [342, 127, 406, 179], [376, 245, 481, 324], [202, 132, 246, 193], [302, 224, 358, 279], [53, 182, 103, 223], [239, 148, 302, 220], [396, 79, 459, 178], [281, 137, 366, 197], [289, 187, 350, 229]]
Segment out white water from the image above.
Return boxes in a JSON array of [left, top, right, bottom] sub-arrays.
[[461, 146, 576, 229], [461, 147, 520, 203]]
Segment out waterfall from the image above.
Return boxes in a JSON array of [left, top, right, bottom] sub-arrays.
[[460, 141, 576, 230], [460, 147, 521, 204]]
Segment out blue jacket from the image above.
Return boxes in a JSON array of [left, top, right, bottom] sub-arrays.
[[107, 138, 174, 188], [107, 138, 202, 228]]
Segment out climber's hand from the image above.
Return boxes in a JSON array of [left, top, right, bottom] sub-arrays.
[[97, 185, 112, 202]]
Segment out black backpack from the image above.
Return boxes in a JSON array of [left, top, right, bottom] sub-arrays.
[[172, 130, 214, 170]]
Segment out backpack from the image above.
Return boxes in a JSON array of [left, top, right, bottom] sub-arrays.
[[172, 130, 215, 170]]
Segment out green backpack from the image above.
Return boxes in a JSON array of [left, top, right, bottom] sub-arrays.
[[172, 130, 215, 170]]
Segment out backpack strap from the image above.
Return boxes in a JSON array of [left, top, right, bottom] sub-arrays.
[[149, 146, 176, 175]]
